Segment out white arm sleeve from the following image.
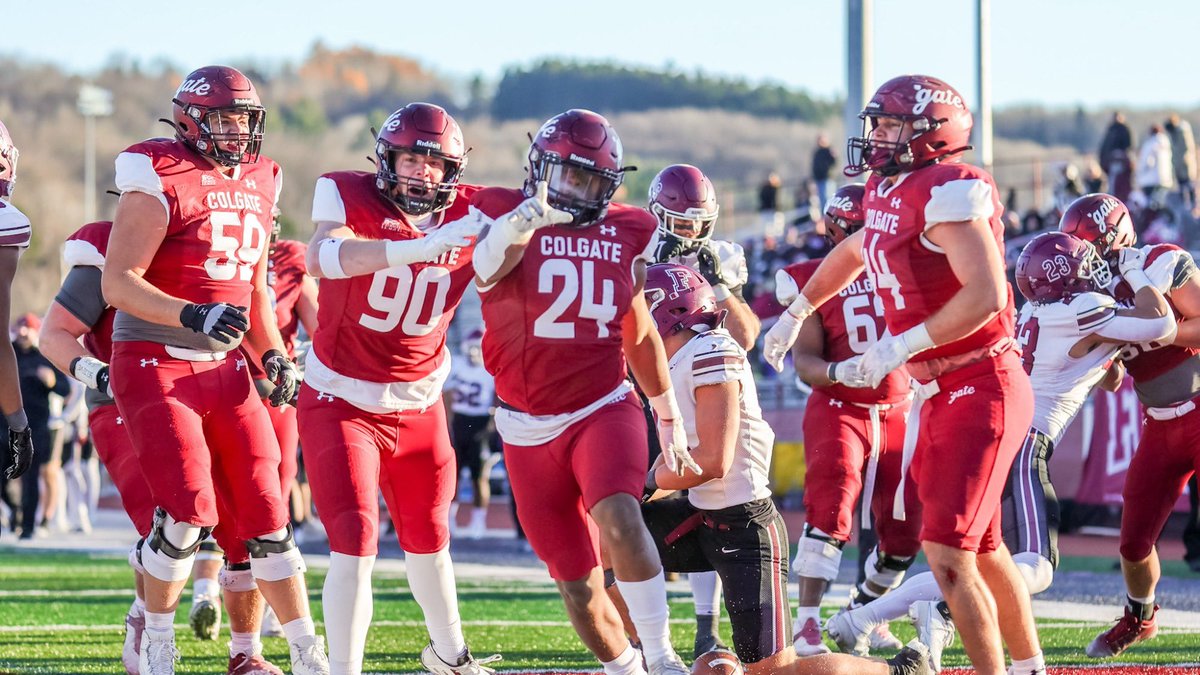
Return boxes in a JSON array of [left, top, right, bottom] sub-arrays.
[[471, 206, 511, 288], [774, 269, 799, 306], [114, 152, 169, 218], [1094, 312, 1177, 344], [311, 177, 346, 225], [924, 179, 995, 227]]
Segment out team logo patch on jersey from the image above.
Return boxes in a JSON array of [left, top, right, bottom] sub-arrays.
[[382, 218, 404, 231], [201, 174, 216, 186], [890, 197, 902, 209], [948, 385, 976, 405], [600, 224, 616, 236], [244, 178, 256, 190]]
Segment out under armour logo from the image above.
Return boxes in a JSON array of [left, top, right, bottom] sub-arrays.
[[140, 358, 159, 368], [600, 224, 616, 236], [828, 399, 844, 408], [316, 392, 335, 402], [116, 416, 124, 425], [890, 197, 902, 209], [948, 385, 976, 405], [200, 174, 216, 186], [235, 358, 246, 371], [244, 178, 257, 190]]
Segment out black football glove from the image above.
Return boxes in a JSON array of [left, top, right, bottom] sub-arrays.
[[654, 233, 695, 263], [695, 243, 729, 288], [262, 349, 301, 407], [6, 426, 33, 479], [180, 303, 249, 344]]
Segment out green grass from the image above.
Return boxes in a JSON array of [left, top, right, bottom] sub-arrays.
[[1, 551, 1198, 673]]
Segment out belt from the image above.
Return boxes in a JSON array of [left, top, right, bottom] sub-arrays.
[[1146, 398, 1198, 421], [165, 345, 229, 362], [893, 378, 941, 521]]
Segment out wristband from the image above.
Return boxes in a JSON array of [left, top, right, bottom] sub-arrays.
[[317, 238, 349, 279], [827, 362, 839, 384], [899, 322, 935, 354], [70, 356, 108, 390], [787, 293, 815, 321], [712, 284, 731, 302], [1123, 269, 1154, 293], [647, 389, 683, 421]]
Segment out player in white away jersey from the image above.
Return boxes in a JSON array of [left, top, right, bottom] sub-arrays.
[[879, 231, 1177, 672]]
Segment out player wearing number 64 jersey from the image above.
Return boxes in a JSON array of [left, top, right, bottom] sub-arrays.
[[301, 102, 496, 675], [472, 109, 694, 675]]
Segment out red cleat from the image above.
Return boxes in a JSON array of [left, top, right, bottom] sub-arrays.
[[1086, 605, 1158, 658]]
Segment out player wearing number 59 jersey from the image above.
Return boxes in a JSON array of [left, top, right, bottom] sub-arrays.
[[300, 103, 495, 675], [104, 65, 326, 675], [472, 109, 694, 675]]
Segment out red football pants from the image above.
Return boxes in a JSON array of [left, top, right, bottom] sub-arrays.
[[89, 404, 155, 537], [297, 386, 455, 557]]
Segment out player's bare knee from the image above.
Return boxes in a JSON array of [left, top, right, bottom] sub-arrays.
[[794, 524, 845, 582], [219, 561, 258, 593], [246, 523, 306, 582], [139, 507, 212, 583], [558, 575, 599, 611]]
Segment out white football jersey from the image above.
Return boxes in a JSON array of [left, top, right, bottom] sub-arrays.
[[668, 328, 774, 510], [445, 360, 496, 417], [661, 237, 750, 289], [1016, 292, 1123, 444]]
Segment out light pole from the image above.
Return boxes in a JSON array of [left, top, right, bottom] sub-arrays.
[[77, 84, 113, 224]]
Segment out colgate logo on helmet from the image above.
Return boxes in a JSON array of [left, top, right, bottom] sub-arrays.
[[1088, 197, 1120, 232], [911, 85, 964, 115], [415, 139, 442, 150], [569, 153, 596, 166], [177, 77, 212, 97], [827, 195, 854, 212], [383, 112, 403, 131]]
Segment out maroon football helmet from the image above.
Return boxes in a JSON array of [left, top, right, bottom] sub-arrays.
[[643, 263, 727, 338], [846, 75, 974, 177], [461, 327, 484, 365], [171, 65, 265, 167], [1016, 232, 1111, 304], [1058, 193, 1136, 261], [374, 103, 468, 215], [0, 119, 18, 200], [526, 109, 624, 228], [648, 164, 719, 245], [822, 184, 866, 244]]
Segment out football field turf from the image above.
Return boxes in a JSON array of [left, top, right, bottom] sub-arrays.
[[2, 551, 1199, 674]]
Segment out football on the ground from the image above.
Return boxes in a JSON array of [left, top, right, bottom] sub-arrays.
[[691, 648, 744, 675]]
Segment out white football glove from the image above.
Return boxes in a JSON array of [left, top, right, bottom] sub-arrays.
[[504, 180, 574, 234], [831, 356, 871, 388], [1117, 247, 1154, 292], [763, 294, 815, 373], [648, 389, 702, 477], [386, 213, 484, 267], [859, 324, 934, 388]]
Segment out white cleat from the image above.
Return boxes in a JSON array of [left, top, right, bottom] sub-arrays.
[[419, 642, 502, 675], [138, 629, 180, 675], [189, 595, 221, 641], [824, 607, 874, 656], [122, 611, 144, 674], [910, 601, 955, 673], [870, 622, 904, 651], [646, 653, 689, 675], [288, 634, 330, 675], [792, 616, 831, 656]]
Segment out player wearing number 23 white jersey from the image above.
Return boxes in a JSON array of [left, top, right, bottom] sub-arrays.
[[299, 103, 495, 675]]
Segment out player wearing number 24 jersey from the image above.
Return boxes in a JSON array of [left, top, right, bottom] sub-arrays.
[[300, 103, 495, 675], [471, 109, 693, 675]]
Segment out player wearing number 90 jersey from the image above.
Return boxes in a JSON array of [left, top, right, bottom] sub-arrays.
[[299, 103, 496, 675]]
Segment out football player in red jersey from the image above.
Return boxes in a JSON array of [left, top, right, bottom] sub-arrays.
[[763, 76, 1043, 675], [1055, 193, 1200, 659], [471, 109, 699, 675], [775, 185, 920, 657], [102, 65, 327, 675], [0, 118, 34, 486], [300, 102, 493, 675]]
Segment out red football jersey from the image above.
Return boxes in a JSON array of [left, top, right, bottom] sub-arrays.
[[472, 188, 658, 415], [246, 239, 309, 379], [62, 220, 116, 361], [115, 139, 279, 309], [1112, 244, 1200, 382], [784, 260, 909, 405], [310, 171, 479, 383], [861, 162, 1015, 363]]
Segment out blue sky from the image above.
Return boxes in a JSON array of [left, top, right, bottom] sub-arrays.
[[8, 0, 1198, 109]]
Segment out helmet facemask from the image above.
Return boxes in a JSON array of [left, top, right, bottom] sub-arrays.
[[0, 141, 18, 200], [527, 150, 622, 228], [178, 101, 266, 167], [847, 114, 939, 177], [651, 203, 718, 248], [375, 142, 466, 217]]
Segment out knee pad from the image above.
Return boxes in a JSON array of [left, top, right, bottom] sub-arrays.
[[246, 523, 306, 582], [196, 539, 224, 563], [865, 548, 915, 592], [139, 507, 212, 583], [219, 561, 258, 593], [128, 540, 146, 575], [793, 524, 845, 582], [1012, 552, 1054, 595]]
